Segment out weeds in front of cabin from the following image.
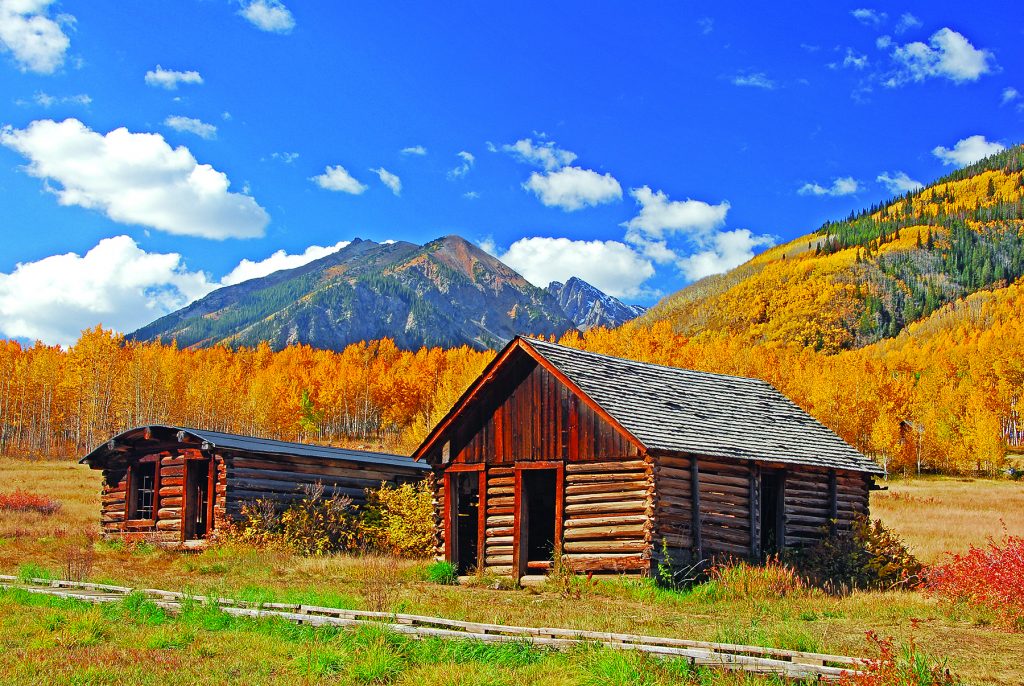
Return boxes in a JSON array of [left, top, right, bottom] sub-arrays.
[[839, 632, 959, 686], [0, 489, 62, 515], [423, 560, 458, 585]]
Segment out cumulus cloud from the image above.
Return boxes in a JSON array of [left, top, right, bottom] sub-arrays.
[[877, 171, 924, 194], [498, 237, 655, 298], [623, 187, 729, 240], [1002, 87, 1019, 105], [0, 235, 215, 346], [400, 145, 426, 156], [448, 150, 474, 179], [851, 8, 887, 26], [732, 72, 776, 89], [239, 0, 294, 33], [0, 0, 71, 74], [371, 167, 401, 196], [502, 138, 577, 170], [270, 151, 299, 164], [164, 115, 216, 139], [144, 65, 203, 90], [886, 28, 994, 86], [523, 166, 621, 211], [677, 229, 776, 281], [797, 177, 860, 197], [1, 118, 269, 239], [932, 135, 1004, 167], [220, 241, 350, 286], [311, 164, 367, 194], [843, 49, 868, 70]]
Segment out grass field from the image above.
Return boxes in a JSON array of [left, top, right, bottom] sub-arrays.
[[2, 458, 1023, 685]]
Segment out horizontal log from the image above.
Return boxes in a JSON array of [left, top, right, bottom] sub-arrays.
[[786, 504, 829, 518], [698, 472, 750, 489], [486, 506, 514, 517], [487, 545, 513, 556], [563, 513, 648, 528], [655, 493, 693, 511], [704, 540, 751, 557], [565, 460, 647, 474], [488, 496, 514, 508], [563, 540, 648, 554], [230, 455, 421, 482], [159, 477, 183, 488], [228, 479, 365, 500], [486, 536, 513, 546], [655, 455, 692, 470], [484, 555, 513, 565], [697, 481, 749, 498], [487, 476, 514, 487], [487, 487, 514, 497], [699, 512, 750, 529], [156, 507, 182, 520], [488, 467, 514, 477], [486, 515, 514, 527], [566, 480, 649, 496], [158, 486, 183, 498], [156, 520, 180, 532], [563, 501, 648, 516], [567, 472, 648, 484], [655, 465, 692, 482], [485, 527, 513, 537], [561, 553, 649, 572], [699, 499, 750, 516], [702, 528, 751, 547], [696, 459, 750, 477], [564, 490, 649, 505], [563, 524, 648, 541]]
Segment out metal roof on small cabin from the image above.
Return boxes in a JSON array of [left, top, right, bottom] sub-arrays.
[[522, 338, 882, 474], [81, 425, 428, 472]]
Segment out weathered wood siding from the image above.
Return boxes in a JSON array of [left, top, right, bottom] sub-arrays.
[[483, 466, 515, 573], [650, 454, 694, 566], [697, 458, 753, 559], [561, 459, 653, 574], [434, 357, 640, 465], [100, 449, 224, 544], [783, 466, 831, 548], [835, 470, 870, 528]]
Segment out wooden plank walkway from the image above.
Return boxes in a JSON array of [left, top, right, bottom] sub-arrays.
[[0, 575, 863, 681]]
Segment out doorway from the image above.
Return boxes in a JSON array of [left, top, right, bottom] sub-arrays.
[[760, 471, 785, 556], [183, 459, 211, 541], [450, 472, 480, 574], [518, 469, 558, 574]]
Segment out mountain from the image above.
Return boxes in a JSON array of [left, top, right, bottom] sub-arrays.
[[547, 277, 646, 330], [639, 144, 1024, 352], [134, 235, 582, 351]]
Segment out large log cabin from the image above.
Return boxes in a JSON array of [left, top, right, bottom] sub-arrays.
[[414, 337, 883, 578], [82, 425, 429, 547]]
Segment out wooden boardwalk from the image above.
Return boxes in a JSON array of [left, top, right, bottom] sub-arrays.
[[0, 575, 864, 681]]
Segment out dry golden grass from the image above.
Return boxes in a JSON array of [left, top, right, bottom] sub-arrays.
[[871, 475, 1024, 563], [2, 458, 1024, 684]]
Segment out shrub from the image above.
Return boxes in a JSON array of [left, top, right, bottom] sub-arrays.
[[224, 482, 356, 555], [794, 516, 923, 593], [0, 489, 61, 515], [358, 481, 434, 558], [839, 632, 959, 686], [926, 534, 1024, 631], [707, 557, 811, 599], [423, 560, 458, 585]]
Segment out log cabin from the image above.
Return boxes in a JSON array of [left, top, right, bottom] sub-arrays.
[[81, 425, 429, 547], [414, 337, 883, 578]]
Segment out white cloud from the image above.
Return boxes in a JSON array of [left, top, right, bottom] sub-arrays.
[[677, 229, 775, 281], [843, 49, 868, 69], [851, 9, 887, 26], [877, 171, 923, 194], [144, 65, 203, 90], [164, 115, 216, 139], [371, 167, 401, 196], [623, 186, 729, 240], [887, 28, 994, 86], [498, 237, 655, 298], [270, 151, 299, 164], [523, 166, 621, 211], [797, 176, 860, 197], [876, 35, 892, 49], [220, 241, 350, 286], [448, 150, 474, 179], [502, 138, 577, 170], [463, 191, 479, 199], [1002, 87, 1019, 105], [0, 0, 71, 74], [239, 0, 294, 33], [18, 90, 90, 107], [932, 135, 1004, 167], [477, 236, 497, 256], [311, 164, 367, 194], [1, 118, 269, 239], [0, 235, 215, 346], [400, 145, 426, 156], [697, 17, 713, 35], [732, 72, 776, 89], [895, 13, 921, 33]]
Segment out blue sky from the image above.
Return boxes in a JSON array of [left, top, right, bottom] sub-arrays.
[[0, 1, 1021, 345]]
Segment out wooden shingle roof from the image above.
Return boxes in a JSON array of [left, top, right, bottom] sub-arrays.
[[523, 338, 882, 474]]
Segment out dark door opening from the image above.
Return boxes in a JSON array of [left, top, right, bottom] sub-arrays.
[[760, 471, 785, 556], [519, 469, 557, 573], [183, 459, 211, 540], [451, 472, 480, 575]]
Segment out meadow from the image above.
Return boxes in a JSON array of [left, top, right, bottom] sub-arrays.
[[1, 458, 1023, 685]]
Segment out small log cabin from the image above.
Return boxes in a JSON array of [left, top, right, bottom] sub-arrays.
[[414, 337, 883, 578], [82, 425, 429, 547]]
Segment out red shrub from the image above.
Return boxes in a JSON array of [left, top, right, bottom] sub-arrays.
[[0, 489, 61, 515], [926, 534, 1024, 631], [839, 632, 957, 686]]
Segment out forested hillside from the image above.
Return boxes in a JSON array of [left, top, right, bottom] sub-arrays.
[[641, 145, 1024, 351]]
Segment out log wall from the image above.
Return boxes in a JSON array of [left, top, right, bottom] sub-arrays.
[[783, 466, 832, 548], [697, 458, 753, 559]]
